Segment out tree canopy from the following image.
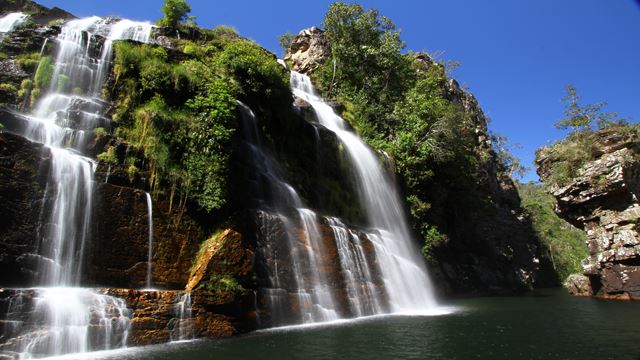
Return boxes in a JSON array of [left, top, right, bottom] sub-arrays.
[[158, 0, 191, 30], [555, 84, 625, 134]]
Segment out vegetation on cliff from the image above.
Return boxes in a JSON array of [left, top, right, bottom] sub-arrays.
[[106, 26, 288, 213], [536, 85, 634, 189], [517, 182, 587, 280], [302, 3, 514, 262]]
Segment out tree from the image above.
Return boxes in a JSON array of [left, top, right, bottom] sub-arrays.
[[555, 84, 624, 134], [159, 0, 191, 30], [319, 2, 414, 140]]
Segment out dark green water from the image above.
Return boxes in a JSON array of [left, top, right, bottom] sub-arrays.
[[82, 289, 640, 360]]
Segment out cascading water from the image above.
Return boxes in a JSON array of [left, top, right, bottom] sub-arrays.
[[237, 102, 340, 325], [0, 12, 28, 33], [170, 293, 194, 342], [290, 71, 438, 313], [145, 192, 154, 290], [0, 17, 153, 358]]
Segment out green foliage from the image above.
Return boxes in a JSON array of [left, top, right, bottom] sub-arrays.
[[518, 182, 587, 281], [0, 83, 18, 94], [34, 56, 54, 89], [318, 2, 414, 139], [140, 58, 173, 94], [491, 132, 528, 179], [203, 273, 246, 296], [97, 146, 118, 164], [183, 78, 236, 211], [537, 133, 598, 188], [0, 53, 7, 61], [15, 52, 40, 71], [421, 225, 446, 262], [215, 39, 289, 106], [158, 0, 191, 30], [17, 79, 31, 98], [94, 127, 107, 138], [110, 36, 267, 212], [556, 84, 627, 134], [278, 32, 295, 53]]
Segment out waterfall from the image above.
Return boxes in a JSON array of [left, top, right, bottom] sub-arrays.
[[0, 17, 154, 358], [171, 293, 194, 341], [237, 102, 340, 325], [327, 217, 383, 317], [145, 192, 154, 290], [94, 19, 153, 96], [290, 71, 438, 313], [0, 12, 28, 33]]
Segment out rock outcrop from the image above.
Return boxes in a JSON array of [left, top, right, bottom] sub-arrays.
[[536, 126, 640, 299], [284, 27, 330, 73]]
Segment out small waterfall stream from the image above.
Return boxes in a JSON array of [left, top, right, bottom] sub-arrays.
[[171, 293, 194, 342], [0, 17, 154, 358], [0, 12, 28, 33], [145, 192, 154, 290]]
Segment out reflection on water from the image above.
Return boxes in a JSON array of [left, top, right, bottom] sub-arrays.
[[48, 289, 640, 360]]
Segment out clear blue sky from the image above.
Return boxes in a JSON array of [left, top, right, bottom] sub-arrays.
[[37, 0, 640, 182]]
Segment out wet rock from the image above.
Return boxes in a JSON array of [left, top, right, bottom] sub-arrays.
[[0, 133, 50, 287], [88, 184, 206, 289], [563, 274, 592, 296], [186, 229, 254, 292]]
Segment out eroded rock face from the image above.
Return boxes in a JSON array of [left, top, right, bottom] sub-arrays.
[[0, 133, 50, 286], [284, 27, 330, 73], [537, 127, 640, 299]]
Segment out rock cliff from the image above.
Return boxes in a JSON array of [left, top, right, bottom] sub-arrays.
[[536, 126, 640, 299]]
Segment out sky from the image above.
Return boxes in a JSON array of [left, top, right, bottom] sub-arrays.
[[36, 0, 640, 182]]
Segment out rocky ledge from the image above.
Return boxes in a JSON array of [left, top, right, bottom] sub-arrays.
[[536, 126, 640, 299]]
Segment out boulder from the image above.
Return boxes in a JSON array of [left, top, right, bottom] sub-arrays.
[[563, 274, 592, 296]]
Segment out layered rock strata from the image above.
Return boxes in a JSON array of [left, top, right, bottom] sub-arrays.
[[537, 127, 640, 299]]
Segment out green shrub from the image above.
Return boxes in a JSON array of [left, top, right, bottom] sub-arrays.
[[94, 127, 107, 138], [18, 79, 32, 98], [34, 56, 54, 89], [97, 146, 118, 164], [421, 225, 446, 262], [203, 273, 246, 296], [0, 83, 18, 93], [518, 182, 587, 281], [15, 52, 40, 72]]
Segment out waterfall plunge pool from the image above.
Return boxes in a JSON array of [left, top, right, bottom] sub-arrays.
[[36, 289, 640, 360]]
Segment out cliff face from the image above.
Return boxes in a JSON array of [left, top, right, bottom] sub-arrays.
[[285, 28, 556, 295], [536, 127, 640, 299]]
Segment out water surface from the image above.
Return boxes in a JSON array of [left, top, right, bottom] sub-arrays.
[[56, 289, 640, 360]]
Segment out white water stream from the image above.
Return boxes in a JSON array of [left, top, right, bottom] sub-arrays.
[[290, 71, 438, 313], [144, 192, 154, 290], [0, 17, 154, 359], [0, 12, 28, 33]]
